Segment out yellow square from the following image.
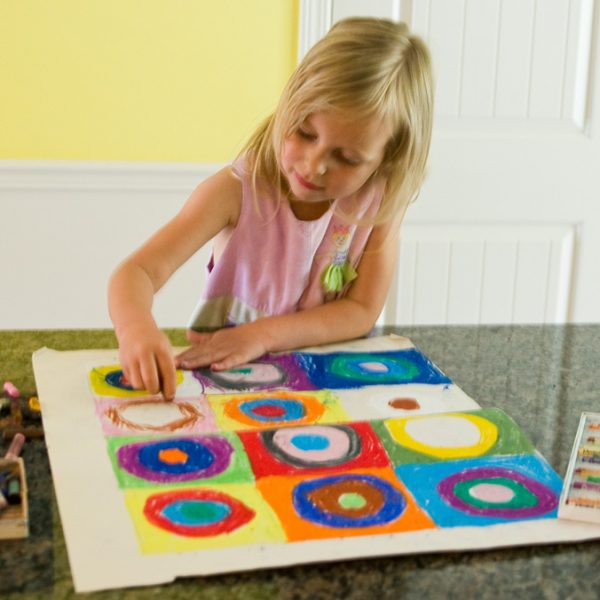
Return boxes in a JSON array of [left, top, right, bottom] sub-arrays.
[[124, 482, 286, 553]]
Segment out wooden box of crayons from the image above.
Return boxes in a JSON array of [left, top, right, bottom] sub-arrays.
[[558, 412, 600, 524], [0, 457, 29, 539]]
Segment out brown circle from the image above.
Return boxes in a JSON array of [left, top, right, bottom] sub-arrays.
[[388, 397, 420, 410], [107, 399, 203, 432], [307, 478, 384, 518]]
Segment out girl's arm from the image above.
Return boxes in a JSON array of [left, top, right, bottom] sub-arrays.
[[108, 167, 242, 398], [176, 215, 401, 371]]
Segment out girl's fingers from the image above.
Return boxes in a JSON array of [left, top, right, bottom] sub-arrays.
[[176, 344, 234, 370], [157, 353, 177, 400], [176, 347, 216, 369], [140, 358, 160, 395], [122, 361, 143, 391], [210, 350, 245, 371]]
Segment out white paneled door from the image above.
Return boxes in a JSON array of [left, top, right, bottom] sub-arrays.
[[300, 0, 600, 325]]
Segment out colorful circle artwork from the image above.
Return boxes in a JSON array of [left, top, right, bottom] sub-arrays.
[[262, 425, 361, 468], [90, 365, 184, 397], [386, 413, 498, 459], [117, 436, 233, 483], [224, 392, 325, 428], [437, 467, 558, 519], [205, 362, 287, 390], [144, 488, 255, 536], [329, 353, 420, 384], [292, 474, 406, 528]]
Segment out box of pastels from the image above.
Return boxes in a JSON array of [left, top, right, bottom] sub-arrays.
[[0, 458, 29, 539]]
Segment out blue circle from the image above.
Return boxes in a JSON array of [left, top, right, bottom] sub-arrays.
[[290, 434, 330, 451], [292, 474, 406, 528], [105, 369, 134, 390], [139, 439, 214, 475]]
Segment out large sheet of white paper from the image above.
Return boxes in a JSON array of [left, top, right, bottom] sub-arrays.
[[32, 336, 600, 592]]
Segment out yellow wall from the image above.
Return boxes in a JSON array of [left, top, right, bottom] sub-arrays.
[[0, 1, 298, 162]]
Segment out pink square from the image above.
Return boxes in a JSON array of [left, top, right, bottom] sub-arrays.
[[94, 396, 218, 436]]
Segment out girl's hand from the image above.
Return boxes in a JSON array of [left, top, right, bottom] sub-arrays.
[[175, 324, 269, 371], [117, 322, 177, 399]]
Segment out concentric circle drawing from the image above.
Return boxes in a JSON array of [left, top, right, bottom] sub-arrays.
[[262, 425, 361, 468], [329, 353, 420, 384], [386, 413, 498, 459], [292, 473, 406, 528], [204, 362, 287, 390], [144, 488, 255, 536], [90, 365, 184, 397], [116, 436, 233, 482], [437, 466, 558, 519], [224, 392, 325, 427]]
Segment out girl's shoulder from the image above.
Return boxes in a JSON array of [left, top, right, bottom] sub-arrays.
[[180, 165, 243, 230]]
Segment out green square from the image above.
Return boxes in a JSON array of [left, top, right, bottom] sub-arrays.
[[106, 432, 254, 489], [371, 408, 536, 466]]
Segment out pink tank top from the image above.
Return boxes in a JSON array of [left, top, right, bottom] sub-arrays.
[[188, 160, 383, 330]]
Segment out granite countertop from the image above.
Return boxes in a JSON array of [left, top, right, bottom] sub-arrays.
[[0, 325, 599, 599]]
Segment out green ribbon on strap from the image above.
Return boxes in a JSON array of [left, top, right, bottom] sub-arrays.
[[321, 261, 358, 293]]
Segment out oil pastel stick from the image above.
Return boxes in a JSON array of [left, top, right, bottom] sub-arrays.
[[572, 480, 600, 492], [4, 432, 25, 460]]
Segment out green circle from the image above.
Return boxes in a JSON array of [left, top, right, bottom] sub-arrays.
[[454, 477, 538, 509], [338, 492, 367, 510], [330, 354, 419, 383], [177, 500, 230, 523]]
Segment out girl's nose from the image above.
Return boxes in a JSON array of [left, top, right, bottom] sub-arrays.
[[306, 151, 327, 177]]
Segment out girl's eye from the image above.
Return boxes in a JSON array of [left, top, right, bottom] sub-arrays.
[[297, 128, 316, 141], [336, 152, 361, 167]]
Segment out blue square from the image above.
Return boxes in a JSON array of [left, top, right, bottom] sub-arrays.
[[395, 454, 562, 527], [296, 349, 452, 389]]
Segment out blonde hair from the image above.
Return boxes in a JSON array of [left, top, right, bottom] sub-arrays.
[[241, 17, 434, 224]]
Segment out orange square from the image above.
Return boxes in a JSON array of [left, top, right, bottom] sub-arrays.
[[256, 467, 435, 541]]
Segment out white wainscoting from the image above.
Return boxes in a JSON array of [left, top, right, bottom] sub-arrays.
[[381, 222, 575, 326], [0, 161, 216, 330], [1, 161, 575, 329]]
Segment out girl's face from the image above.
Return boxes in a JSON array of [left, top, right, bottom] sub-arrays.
[[281, 111, 393, 206]]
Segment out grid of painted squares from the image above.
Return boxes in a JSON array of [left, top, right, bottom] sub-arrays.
[[89, 347, 563, 554]]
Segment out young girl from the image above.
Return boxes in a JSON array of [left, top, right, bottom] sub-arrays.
[[108, 17, 433, 399]]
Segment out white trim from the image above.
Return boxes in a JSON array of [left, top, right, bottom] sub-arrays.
[[298, 0, 333, 60], [0, 160, 221, 192]]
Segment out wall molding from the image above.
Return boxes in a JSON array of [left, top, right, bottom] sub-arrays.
[[0, 160, 222, 192]]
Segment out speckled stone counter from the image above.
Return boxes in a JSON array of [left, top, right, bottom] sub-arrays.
[[1, 326, 599, 599]]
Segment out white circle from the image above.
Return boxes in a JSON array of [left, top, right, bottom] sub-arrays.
[[358, 361, 389, 373], [120, 402, 185, 428], [404, 415, 481, 448]]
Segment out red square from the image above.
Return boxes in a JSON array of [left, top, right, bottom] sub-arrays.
[[238, 421, 391, 478]]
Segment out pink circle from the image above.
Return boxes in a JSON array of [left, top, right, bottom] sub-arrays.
[[218, 364, 282, 384], [272, 425, 351, 462], [469, 483, 515, 504]]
